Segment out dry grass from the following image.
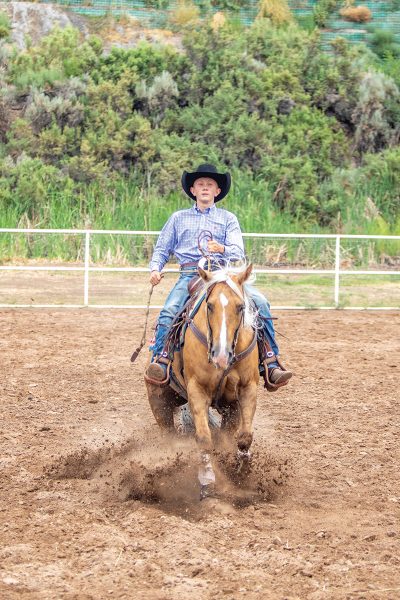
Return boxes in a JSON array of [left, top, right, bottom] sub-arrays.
[[257, 0, 293, 24], [339, 6, 372, 22], [211, 11, 226, 32], [169, 1, 200, 28]]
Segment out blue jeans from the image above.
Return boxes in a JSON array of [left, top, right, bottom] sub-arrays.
[[151, 271, 279, 366], [151, 271, 195, 357]]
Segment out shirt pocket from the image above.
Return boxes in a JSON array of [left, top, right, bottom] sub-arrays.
[[210, 219, 226, 245]]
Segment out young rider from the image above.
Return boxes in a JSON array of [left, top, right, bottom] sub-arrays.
[[145, 164, 292, 390]]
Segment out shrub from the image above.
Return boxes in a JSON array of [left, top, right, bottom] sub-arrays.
[[352, 71, 400, 154], [370, 29, 400, 59], [257, 0, 293, 25], [169, 1, 200, 29], [313, 0, 337, 27], [0, 11, 10, 40], [8, 26, 102, 92], [211, 12, 226, 32], [25, 91, 85, 134], [339, 6, 372, 22], [135, 71, 179, 125], [0, 156, 74, 221]]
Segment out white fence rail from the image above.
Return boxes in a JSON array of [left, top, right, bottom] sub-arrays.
[[0, 228, 399, 310]]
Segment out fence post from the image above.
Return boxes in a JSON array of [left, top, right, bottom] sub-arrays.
[[84, 231, 90, 306], [334, 235, 341, 308]]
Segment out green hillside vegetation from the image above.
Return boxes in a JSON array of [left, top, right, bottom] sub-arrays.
[[0, 14, 399, 263]]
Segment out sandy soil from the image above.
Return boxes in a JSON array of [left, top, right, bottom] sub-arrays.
[[1, 309, 399, 600]]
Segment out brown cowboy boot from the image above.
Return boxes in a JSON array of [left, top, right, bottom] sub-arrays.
[[144, 357, 170, 387], [263, 360, 292, 391], [269, 366, 293, 385], [258, 338, 292, 392]]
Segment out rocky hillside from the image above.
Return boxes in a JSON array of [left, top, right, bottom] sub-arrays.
[[0, 1, 88, 48], [0, 1, 180, 51]]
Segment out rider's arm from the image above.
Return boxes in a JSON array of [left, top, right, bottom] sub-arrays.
[[224, 214, 245, 262], [149, 214, 177, 273]]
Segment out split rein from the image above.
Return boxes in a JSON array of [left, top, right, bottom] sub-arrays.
[[130, 284, 154, 363]]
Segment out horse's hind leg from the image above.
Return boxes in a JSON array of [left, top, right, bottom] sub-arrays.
[[145, 381, 175, 432]]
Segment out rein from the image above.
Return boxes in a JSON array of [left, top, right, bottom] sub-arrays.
[[197, 229, 246, 271], [130, 285, 154, 363]]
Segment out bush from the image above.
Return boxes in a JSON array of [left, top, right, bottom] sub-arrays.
[[352, 71, 400, 154], [257, 0, 293, 25], [339, 6, 372, 22], [8, 26, 102, 92], [369, 29, 400, 59], [313, 0, 337, 27], [0, 156, 74, 221], [0, 11, 10, 40], [169, 1, 200, 29]]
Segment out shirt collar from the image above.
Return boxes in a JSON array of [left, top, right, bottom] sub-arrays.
[[192, 203, 216, 215]]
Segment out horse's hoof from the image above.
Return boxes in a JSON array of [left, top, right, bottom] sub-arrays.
[[200, 484, 216, 500], [236, 449, 252, 476]]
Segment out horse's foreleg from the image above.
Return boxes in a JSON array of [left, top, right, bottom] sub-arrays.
[[237, 381, 257, 455], [186, 379, 215, 497], [187, 379, 213, 452]]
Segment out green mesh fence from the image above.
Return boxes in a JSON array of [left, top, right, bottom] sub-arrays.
[[323, 0, 400, 48], [37, 0, 400, 48]]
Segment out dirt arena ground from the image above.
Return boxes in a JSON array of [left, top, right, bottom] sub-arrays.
[[1, 309, 399, 600]]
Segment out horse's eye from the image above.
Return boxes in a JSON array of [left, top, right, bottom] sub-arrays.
[[207, 302, 214, 312], [237, 304, 245, 313]]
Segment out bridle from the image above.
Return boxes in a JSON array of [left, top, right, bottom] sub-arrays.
[[188, 278, 257, 409], [189, 275, 257, 371], [205, 282, 245, 366]]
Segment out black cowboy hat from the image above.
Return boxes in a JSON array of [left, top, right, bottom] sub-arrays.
[[181, 163, 231, 202]]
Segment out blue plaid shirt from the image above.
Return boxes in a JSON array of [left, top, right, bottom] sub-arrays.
[[149, 204, 245, 271]]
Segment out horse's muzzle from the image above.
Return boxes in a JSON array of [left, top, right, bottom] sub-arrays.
[[210, 346, 234, 370]]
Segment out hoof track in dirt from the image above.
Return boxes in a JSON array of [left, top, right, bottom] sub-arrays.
[[214, 442, 293, 506]]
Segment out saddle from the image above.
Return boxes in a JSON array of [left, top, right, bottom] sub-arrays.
[[144, 275, 205, 399], [162, 275, 205, 361], [146, 274, 288, 394]]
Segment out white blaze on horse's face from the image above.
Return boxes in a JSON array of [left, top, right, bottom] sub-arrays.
[[215, 292, 229, 369]]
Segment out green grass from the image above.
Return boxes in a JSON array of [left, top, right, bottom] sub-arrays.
[[1, 174, 399, 266]]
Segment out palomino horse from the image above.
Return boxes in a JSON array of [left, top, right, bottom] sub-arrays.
[[145, 262, 259, 498]]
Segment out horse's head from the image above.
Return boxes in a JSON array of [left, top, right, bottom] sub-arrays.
[[198, 263, 254, 370]]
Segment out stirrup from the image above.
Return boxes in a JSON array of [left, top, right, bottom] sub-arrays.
[[144, 357, 171, 387], [262, 356, 290, 392]]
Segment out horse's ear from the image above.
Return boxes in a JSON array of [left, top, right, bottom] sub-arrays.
[[198, 267, 212, 282], [237, 263, 253, 285]]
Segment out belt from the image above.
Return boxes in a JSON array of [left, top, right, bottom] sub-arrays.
[[180, 261, 199, 270]]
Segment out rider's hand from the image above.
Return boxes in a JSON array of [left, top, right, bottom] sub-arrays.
[[207, 241, 224, 254], [150, 270, 163, 286]]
